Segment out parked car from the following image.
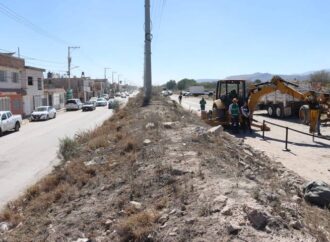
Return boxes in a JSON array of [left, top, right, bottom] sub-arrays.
[[102, 94, 110, 100], [115, 92, 121, 97], [89, 97, 98, 102], [120, 93, 127, 98], [96, 97, 108, 106], [82, 101, 96, 111], [31, 106, 56, 121], [182, 91, 191, 96], [0, 111, 22, 136], [66, 99, 83, 111]]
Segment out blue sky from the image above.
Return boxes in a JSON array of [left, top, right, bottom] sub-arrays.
[[1, 0, 330, 85]]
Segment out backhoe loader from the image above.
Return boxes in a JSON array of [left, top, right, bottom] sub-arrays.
[[207, 76, 329, 131]]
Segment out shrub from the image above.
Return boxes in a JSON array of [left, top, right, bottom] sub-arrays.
[[117, 210, 159, 242], [58, 137, 79, 161]]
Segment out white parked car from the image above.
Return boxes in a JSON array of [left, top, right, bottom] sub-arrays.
[[66, 99, 83, 111], [96, 97, 108, 106], [31, 106, 56, 121], [89, 97, 98, 102], [102, 94, 110, 100], [0, 111, 22, 136]]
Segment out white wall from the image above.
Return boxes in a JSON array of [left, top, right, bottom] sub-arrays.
[[23, 68, 45, 115], [25, 68, 44, 96]]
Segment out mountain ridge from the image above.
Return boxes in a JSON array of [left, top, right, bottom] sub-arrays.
[[196, 69, 330, 83]]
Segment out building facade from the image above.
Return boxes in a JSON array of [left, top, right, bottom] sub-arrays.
[[23, 66, 46, 115], [0, 53, 46, 116], [44, 77, 94, 102]]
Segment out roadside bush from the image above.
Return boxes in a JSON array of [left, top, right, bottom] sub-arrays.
[[112, 100, 120, 112], [58, 137, 79, 161]]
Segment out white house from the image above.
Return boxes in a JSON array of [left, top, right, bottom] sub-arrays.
[[22, 66, 46, 115]]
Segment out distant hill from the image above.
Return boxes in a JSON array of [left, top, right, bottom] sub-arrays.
[[224, 72, 310, 82], [197, 72, 311, 83]]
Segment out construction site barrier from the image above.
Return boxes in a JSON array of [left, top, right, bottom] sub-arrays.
[[262, 120, 330, 152]]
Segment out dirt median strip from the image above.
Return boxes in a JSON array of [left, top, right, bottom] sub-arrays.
[[1, 92, 330, 242]]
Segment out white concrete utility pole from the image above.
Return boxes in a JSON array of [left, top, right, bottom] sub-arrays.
[[144, 0, 152, 104], [67, 46, 80, 89], [112, 71, 116, 84], [104, 67, 111, 80]]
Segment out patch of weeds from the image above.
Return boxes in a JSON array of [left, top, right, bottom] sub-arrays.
[[87, 135, 109, 150], [116, 210, 159, 242], [58, 137, 79, 161]]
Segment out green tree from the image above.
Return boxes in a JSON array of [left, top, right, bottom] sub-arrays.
[[254, 79, 261, 84], [310, 70, 330, 91], [166, 80, 176, 90], [177, 78, 197, 90]]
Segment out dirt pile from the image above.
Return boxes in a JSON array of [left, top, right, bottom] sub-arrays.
[[1, 92, 330, 242]]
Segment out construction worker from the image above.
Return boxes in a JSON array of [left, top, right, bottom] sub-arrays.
[[229, 98, 240, 133], [200, 97, 206, 111], [178, 92, 183, 104], [241, 101, 252, 133], [308, 95, 322, 135]]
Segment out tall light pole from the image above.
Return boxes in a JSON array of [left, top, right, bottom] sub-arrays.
[[144, 0, 152, 103], [104, 67, 111, 80], [67, 46, 80, 90], [112, 71, 116, 84], [118, 74, 121, 92]]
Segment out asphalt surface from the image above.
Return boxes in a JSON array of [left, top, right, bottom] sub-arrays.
[[0, 104, 116, 209]]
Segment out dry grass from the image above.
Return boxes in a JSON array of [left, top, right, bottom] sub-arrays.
[[0, 208, 22, 227], [87, 134, 109, 150], [303, 204, 330, 242], [117, 210, 159, 242]]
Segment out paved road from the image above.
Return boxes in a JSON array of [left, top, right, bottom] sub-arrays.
[[0, 104, 115, 208], [172, 95, 330, 184]]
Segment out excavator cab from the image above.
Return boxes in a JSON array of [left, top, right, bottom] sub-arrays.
[[215, 80, 247, 108]]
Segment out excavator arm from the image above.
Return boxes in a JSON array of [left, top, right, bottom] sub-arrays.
[[248, 76, 308, 115]]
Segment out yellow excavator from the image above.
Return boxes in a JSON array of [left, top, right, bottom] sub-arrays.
[[206, 76, 330, 131]]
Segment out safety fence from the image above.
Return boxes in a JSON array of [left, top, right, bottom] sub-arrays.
[[262, 120, 330, 152]]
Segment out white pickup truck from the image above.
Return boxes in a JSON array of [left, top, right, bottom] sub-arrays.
[[0, 111, 22, 136]]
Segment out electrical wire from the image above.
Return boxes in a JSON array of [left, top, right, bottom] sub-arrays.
[[0, 2, 68, 46], [151, 0, 167, 49], [0, 48, 65, 65]]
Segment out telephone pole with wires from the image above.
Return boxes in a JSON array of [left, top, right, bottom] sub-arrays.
[[144, 0, 152, 104], [67, 46, 80, 90]]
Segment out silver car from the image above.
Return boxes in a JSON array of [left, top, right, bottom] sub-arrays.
[[31, 106, 56, 121], [66, 99, 83, 111]]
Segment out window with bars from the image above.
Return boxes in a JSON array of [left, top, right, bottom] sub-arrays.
[[37, 78, 42, 90], [0, 70, 6, 82], [12, 72, 19, 83]]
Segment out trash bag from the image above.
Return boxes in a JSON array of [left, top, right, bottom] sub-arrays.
[[303, 181, 330, 208]]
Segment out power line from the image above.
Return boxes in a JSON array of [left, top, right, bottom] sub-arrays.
[[0, 2, 68, 45], [0, 48, 65, 65], [151, 0, 167, 49]]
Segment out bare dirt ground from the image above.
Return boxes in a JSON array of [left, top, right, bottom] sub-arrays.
[[1, 92, 330, 242], [173, 95, 330, 184]]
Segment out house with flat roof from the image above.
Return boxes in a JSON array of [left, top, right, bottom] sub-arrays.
[[0, 53, 46, 116]]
